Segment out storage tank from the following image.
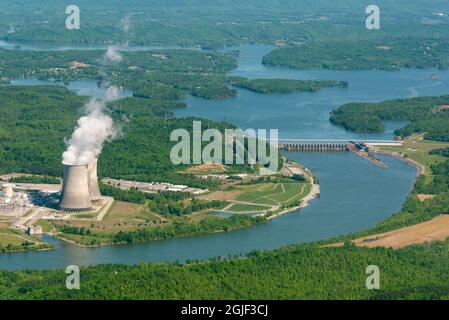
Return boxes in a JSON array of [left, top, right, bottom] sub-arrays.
[[60, 164, 92, 212], [88, 157, 102, 201], [1, 184, 14, 198]]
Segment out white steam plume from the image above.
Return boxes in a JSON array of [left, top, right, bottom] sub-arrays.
[[104, 46, 123, 63], [121, 15, 132, 34], [63, 40, 125, 165], [62, 86, 121, 165]]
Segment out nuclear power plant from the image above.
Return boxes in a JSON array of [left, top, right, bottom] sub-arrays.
[[59, 160, 101, 212]]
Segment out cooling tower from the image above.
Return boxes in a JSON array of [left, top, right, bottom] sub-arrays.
[[88, 157, 102, 201], [60, 164, 92, 212]]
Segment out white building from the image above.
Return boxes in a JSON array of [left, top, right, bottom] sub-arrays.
[[27, 226, 43, 235]]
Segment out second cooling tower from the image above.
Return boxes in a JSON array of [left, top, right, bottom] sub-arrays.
[[60, 164, 92, 212], [88, 157, 102, 201]]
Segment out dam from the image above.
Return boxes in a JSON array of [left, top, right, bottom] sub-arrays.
[[281, 143, 349, 152], [278, 139, 401, 152]]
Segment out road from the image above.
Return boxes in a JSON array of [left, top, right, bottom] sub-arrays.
[[11, 206, 48, 230]]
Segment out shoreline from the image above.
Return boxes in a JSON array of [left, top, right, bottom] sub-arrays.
[[372, 148, 425, 177], [0, 244, 55, 254], [266, 182, 320, 220], [266, 159, 321, 220], [49, 219, 268, 248]]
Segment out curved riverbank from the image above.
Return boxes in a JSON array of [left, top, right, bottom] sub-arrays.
[[267, 182, 320, 220], [372, 148, 426, 177]]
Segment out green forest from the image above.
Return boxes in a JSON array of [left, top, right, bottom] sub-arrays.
[[0, 86, 247, 188], [263, 40, 449, 71], [231, 77, 348, 94], [2, 0, 449, 48], [1, 240, 448, 299], [0, 47, 238, 100], [329, 95, 449, 141]]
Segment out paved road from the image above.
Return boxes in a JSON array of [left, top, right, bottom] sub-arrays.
[[11, 207, 48, 230]]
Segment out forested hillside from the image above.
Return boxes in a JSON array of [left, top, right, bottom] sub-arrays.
[[0, 86, 245, 188], [1, 0, 449, 47], [330, 95, 449, 141], [0, 48, 238, 100], [1, 240, 449, 299], [263, 40, 449, 71]]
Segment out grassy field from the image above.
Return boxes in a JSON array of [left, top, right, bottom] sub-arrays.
[[229, 203, 272, 213], [206, 181, 311, 214], [0, 230, 29, 247], [0, 228, 52, 252], [381, 134, 449, 183], [382, 136, 449, 169], [40, 200, 244, 246], [42, 201, 157, 245]]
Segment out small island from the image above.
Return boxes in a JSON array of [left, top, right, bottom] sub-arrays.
[[329, 95, 449, 140], [231, 77, 348, 94]]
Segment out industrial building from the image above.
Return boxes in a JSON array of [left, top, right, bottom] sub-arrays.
[[0, 183, 34, 211], [27, 225, 43, 235]]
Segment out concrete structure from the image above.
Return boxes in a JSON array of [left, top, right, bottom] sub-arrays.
[[27, 225, 43, 235], [88, 157, 101, 201], [1, 184, 14, 198], [60, 164, 92, 212], [281, 143, 349, 152]]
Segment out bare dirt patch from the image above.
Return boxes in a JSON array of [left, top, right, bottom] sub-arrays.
[[185, 163, 227, 174], [435, 105, 449, 112], [329, 215, 449, 249], [417, 194, 435, 201], [200, 190, 240, 201]]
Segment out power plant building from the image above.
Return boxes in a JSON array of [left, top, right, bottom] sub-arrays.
[[1, 184, 14, 198]]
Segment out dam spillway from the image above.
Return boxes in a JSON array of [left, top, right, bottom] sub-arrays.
[[280, 143, 350, 152]]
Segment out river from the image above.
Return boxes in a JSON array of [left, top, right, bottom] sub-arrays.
[[2, 43, 449, 270]]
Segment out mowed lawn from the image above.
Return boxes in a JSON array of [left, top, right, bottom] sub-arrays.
[[381, 134, 449, 184], [236, 183, 308, 205], [48, 201, 157, 233], [383, 138, 449, 169], [222, 182, 310, 213], [0, 228, 40, 247], [229, 203, 272, 213]]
